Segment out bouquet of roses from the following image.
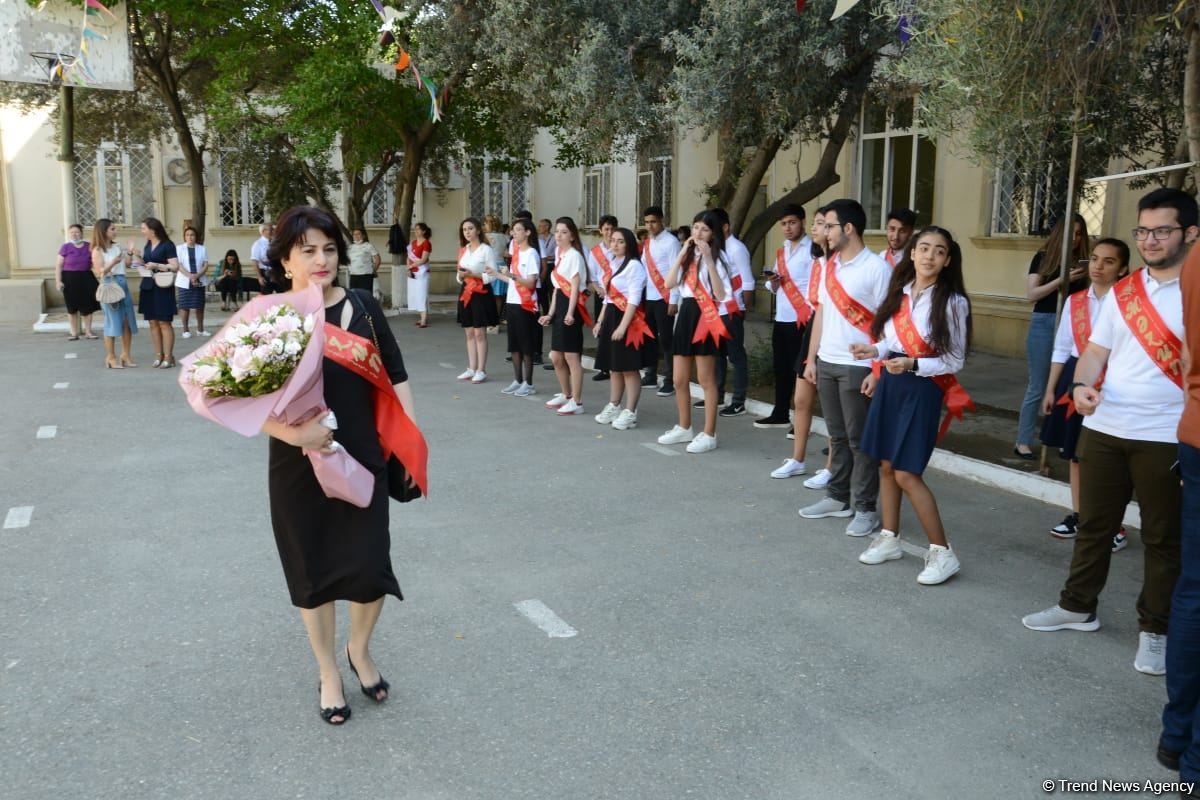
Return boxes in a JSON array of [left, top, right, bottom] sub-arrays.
[[177, 284, 374, 508]]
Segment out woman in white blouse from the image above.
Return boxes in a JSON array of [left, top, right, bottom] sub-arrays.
[[591, 228, 650, 431], [175, 226, 209, 338], [455, 217, 497, 383], [851, 226, 972, 586], [538, 217, 589, 415], [487, 217, 540, 396]]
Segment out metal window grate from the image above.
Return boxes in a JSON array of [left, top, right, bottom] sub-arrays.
[[73, 149, 97, 224], [127, 148, 154, 223]]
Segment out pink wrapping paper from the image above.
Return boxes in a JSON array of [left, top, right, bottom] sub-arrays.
[[177, 284, 374, 508]]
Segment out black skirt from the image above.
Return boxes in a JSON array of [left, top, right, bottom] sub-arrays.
[[506, 304, 539, 355], [349, 274, 374, 292], [860, 355, 944, 475], [794, 321, 814, 374], [1040, 356, 1084, 461], [599, 304, 645, 373], [457, 289, 499, 328], [62, 270, 99, 315], [550, 289, 584, 353], [672, 297, 726, 357], [138, 278, 177, 321]]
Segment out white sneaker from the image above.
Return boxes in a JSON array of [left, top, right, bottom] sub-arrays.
[[501, 380, 522, 395], [803, 468, 833, 490], [1022, 604, 1101, 632], [457, 369, 476, 381], [770, 458, 807, 479], [686, 432, 718, 453], [557, 398, 584, 415], [845, 510, 881, 537], [798, 497, 853, 519], [198, 330, 211, 337], [859, 531, 904, 565], [917, 545, 960, 585], [657, 425, 694, 445], [514, 383, 535, 397], [470, 371, 487, 384], [545, 393, 568, 409], [1134, 631, 1167, 676], [611, 409, 638, 430], [181, 331, 193, 339], [594, 402, 621, 424]]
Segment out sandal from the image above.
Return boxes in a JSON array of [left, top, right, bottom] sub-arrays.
[[84, 334, 99, 340], [318, 680, 351, 725], [67, 335, 80, 341], [159, 356, 177, 369], [346, 645, 389, 702], [151, 354, 164, 368]]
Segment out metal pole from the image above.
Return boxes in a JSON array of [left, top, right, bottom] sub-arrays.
[[57, 85, 77, 233]]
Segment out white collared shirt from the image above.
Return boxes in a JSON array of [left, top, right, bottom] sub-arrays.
[[642, 230, 681, 304], [678, 252, 733, 310], [869, 282, 970, 377], [251, 236, 270, 274], [816, 246, 891, 366], [538, 235, 556, 265], [587, 243, 615, 286], [878, 247, 905, 269], [456, 243, 495, 283], [554, 248, 586, 293], [602, 258, 647, 308], [505, 247, 541, 306], [724, 235, 755, 311], [770, 236, 814, 323], [1084, 269, 1184, 443], [1051, 286, 1106, 363]]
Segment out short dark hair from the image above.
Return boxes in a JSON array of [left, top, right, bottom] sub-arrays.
[[598, 214, 618, 229], [1094, 237, 1131, 267], [886, 208, 917, 228], [710, 207, 730, 228], [642, 206, 665, 220], [824, 199, 867, 239], [778, 204, 806, 222], [267, 205, 349, 289], [68, 222, 83, 233], [351, 227, 368, 241], [142, 217, 170, 243], [413, 222, 431, 239], [515, 209, 533, 221], [183, 226, 198, 237], [1138, 187, 1199, 230]]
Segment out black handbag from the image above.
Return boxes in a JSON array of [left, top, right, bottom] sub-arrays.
[[349, 290, 423, 503]]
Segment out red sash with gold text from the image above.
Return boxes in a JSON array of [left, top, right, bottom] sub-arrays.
[[1055, 289, 1104, 417], [825, 256, 875, 336], [685, 260, 730, 346], [458, 246, 488, 304], [509, 247, 538, 313], [641, 239, 671, 305], [591, 244, 612, 284], [893, 294, 975, 441], [551, 260, 593, 327], [605, 270, 655, 349], [808, 258, 822, 309], [1113, 269, 1184, 389], [776, 246, 813, 327], [323, 323, 429, 496]]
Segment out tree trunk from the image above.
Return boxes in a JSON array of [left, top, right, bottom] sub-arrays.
[[711, 120, 740, 208], [183, 142, 206, 241], [1184, 15, 1200, 192], [395, 141, 425, 237], [727, 133, 784, 235]]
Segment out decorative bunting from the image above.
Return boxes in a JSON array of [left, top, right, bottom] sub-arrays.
[[365, 1, 443, 122], [830, 0, 863, 20]]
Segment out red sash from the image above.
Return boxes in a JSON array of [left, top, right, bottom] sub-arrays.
[[776, 246, 813, 327], [884, 249, 899, 269], [824, 255, 875, 336], [551, 258, 593, 327], [684, 260, 730, 346], [322, 323, 429, 496], [591, 244, 612, 284], [509, 247, 538, 313], [807, 257, 822, 309], [604, 270, 655, 349], [458, 246, 488, 304], [893, 294, 975, 442], [406, 243, 419, 277], [1113, 268, 1184, 389], [1055, 289, 1104, 417], [724, 271, 744, 316], [641, 239, 671, 304]]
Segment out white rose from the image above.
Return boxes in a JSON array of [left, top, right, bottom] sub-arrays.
[[303, 314, 316, 333], [270, 338, 285, 354], [191, 363, 220, 386], [229, 347, 256, 381], [274, 314, 301, 333], [284, 339, 302, 356], [252, 344, 273, 362]]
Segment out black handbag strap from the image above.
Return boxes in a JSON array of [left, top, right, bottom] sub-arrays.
[[345, 289, 381, 352]]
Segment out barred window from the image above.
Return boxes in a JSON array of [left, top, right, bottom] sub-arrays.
[[857, 97, 935, 231], [990, 156, 1106, 237], [468, 159, 527, 221], [582, 164, 612, 228], [636, 139, 672, 220], [217, 158, 265, 227], [363, 163, 399, 226], [73, 145, 155, 226]]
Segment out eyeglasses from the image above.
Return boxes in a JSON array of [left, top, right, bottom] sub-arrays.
[[821, 221, 844, 230], [1131, 226, 1182, 241]]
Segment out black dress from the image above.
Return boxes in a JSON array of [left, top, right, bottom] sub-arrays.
[[268, 290, 406, 608], [138, 239, 178, 321]]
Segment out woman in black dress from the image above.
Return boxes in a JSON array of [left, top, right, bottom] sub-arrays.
[[130, 217, 180, 368], [259, 206, 414, 726]]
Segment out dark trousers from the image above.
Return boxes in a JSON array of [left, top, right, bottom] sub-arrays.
[[535, 284, 549, 357], [770, 321, 805, 418], [715, 313, 748, 405], [1162, 442, 1200, 780], [642, 299, 674, 387], [349, 274, 374, 293], [1059, 428, 1182, 633], [816, 358, 878, 511]]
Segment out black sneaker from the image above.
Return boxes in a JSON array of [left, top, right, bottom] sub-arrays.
[[656, 384, 675, 397], [532, 355, 544, 365], [786, 426, 795, 440], [1050, 513, 1079, 539], [753, 415, 790, 429], [592, 371, 610, 382], [821, 446, 830, 455], [1156, 744, 1182, 771], [505, 354, 513, 362], [641, 372, 657, 387], [718, 403, 746, 417], [693, 399, 706, 409], [542, 363, 556, 370]]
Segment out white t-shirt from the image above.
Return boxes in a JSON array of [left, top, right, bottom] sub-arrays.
[[770, 237, 814, 324], [554, 248, 586, 294], [642, 230, 681, 304], [505, 247, 541, 306], [1083, 269, 1184, 443], [1051, 286, 1106, 363], [816, 246, 891, 367], [869, 282, 970, 377], [602, 258, 647, 308], [103, 243, 125, 276], [251, 236, 270, 274], [724, 236, 755, 312], [347, 241, 379, 276], [457, 243, 495, 283]]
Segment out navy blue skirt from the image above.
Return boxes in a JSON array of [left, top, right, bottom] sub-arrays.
[[860, 359, 944, 475], [1040, 356, 1083, 461], [138, 278, 177, 321]]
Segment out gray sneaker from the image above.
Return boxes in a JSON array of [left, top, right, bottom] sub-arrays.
[[1021, 604, 1101, 632], [845, 511, 881, 537], [799, 498, 854, 519]]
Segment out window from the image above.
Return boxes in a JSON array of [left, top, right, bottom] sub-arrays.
[[990, 156, 1106, 237], [73, 145, 155, 226], [636, 140, 672, 218], [857, 97, 936, 231], [468, 159, 527, 221], [218, 158, 265, 227], [363, 164, 397, 226], [582, 164, 612, 228]]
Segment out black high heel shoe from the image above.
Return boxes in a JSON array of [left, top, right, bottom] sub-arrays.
[[318, 680, 351, 725], [346, 645, 390, 702]]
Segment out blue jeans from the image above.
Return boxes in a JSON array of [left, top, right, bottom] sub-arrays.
[[1162, 442, 1200, 780], [1016, 311, 1056, 447]]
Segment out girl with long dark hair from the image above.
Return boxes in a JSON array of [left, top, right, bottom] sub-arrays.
[[657, 210, 731, 453], [851, 226, 972, 585], [216, 249, 243, 311], [592, 227, 651, 431], [455, 216, 498, 383], [489, 217, 541, 396], [538, 216, 590, 415]]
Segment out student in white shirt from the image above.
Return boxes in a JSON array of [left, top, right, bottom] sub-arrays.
[[798, 199, 892, 536], [639, 206, 682, 396], [251, 223, 277, 294], [587, 215, 618, 380], [592, 228, 650, 431], [757, 204, 812, 429], [701, 207, 755, 417], [657, 209, 732, 454], [1024, 188, 1197, 677], [879, 208, 916, 269], [455, 216, 498, 383], [851, 226, 973, 585], [536, 218, 557, 365], [539, 216, 589, 415], [1039, 239, 1130, 543], [487, 218, 540, 397]]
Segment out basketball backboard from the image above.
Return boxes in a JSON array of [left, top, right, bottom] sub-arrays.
[[0, 0, 133, 91]]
